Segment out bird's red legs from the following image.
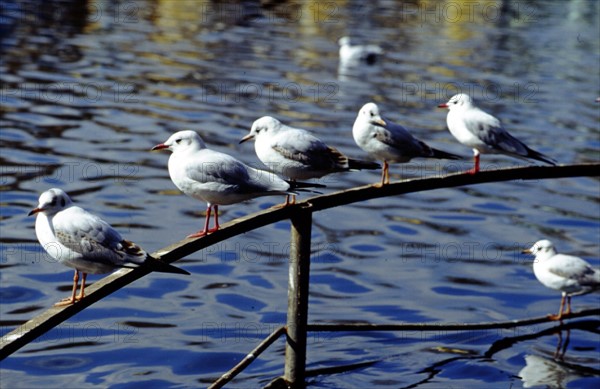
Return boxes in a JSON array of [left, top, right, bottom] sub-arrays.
[[211, 205, 220, 232], [274, 180, 296, 209], [548, 293, 569, 321], [77, 273, 87, 300], [284, 194, 297, 206], [376, 161, 389, 187], [272, 194, 296, 209], [55, 270, 83, 306], [188, 204, 220, 238], [467, 152, 480, 174]]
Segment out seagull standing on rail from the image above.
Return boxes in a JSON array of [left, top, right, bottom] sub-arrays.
[[438, 93, 556, 174], [523, 239, 600, 320], [352, 102, 462, 186], [240, 116, 379, 205], [152, 130, 322, 238], [29, 188, 189, 306]]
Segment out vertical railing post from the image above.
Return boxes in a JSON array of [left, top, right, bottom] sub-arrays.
[[284, 206, 312, 388]]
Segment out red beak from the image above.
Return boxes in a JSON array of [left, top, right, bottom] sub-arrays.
[[437, 103, 448, 108], [28, 207, 42, 216], [151, 143, 169, 151]]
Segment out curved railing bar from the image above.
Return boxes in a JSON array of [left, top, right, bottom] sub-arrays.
[[1, 163, 598, 360]]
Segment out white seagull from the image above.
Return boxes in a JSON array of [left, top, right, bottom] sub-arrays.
[[152, 130, 321, 237], [338, 36, 383, 65], [523, 239, 600, 320], [438, 93, 556, 174], [240, 116, 379, 204], [29, 188, 189, 306], [352, 102, 462, 186]]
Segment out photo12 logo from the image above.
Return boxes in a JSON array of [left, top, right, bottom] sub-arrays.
[[1, 82, 138, 104]]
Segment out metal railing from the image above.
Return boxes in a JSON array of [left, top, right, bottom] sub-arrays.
[[1, 163, 599, 388]]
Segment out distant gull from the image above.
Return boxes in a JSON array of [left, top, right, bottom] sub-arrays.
[[338, 36, 383, 65], [523, 239, 600, 320], [29, 188, 189, 306], [152, 130, 322, 237], [240, 116, 379, 204], [438, 93, 556, 174], [352, 102, 462, 186]]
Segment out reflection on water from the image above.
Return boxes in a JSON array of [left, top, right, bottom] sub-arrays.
[[520, 354, 578, 388], [1, 0, 599, 387]]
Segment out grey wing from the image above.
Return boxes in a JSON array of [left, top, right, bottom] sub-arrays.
[[55, 210, 146, 267], [463, 110, 530, 156], [273, 132, 348, 170], [188, 154, 284, 194], [547, 255, 600, 287], [374, 122, 431, 157], [187, 153, 251, 186]]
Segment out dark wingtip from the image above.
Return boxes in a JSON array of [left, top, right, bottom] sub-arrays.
[[347, 159, 381, 170], [288, 180, 327, 189], [431, 148, 464, 160], [146, 256, 190, 275], [526, 147, 557, 166], [536, 155, 557, 166]]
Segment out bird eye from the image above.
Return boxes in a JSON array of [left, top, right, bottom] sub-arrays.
[[175, 139, 182, 144], [369, 112, 374, 117]]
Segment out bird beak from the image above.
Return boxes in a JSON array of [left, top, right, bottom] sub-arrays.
[[437, 103, 449, 108], [521, 248, 532, 254], [28, 207, 42, 216], [239, 134, 254, 144], [373, 118, 386, 126], [151, 143, 169, 151]]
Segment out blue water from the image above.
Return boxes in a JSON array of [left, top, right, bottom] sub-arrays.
[[1, 1, 599, 387]]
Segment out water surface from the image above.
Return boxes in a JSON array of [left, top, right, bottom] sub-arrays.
[[1, 1, 599, 387]]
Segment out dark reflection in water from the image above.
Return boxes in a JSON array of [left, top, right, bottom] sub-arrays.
[[1, 0, 599, 387]]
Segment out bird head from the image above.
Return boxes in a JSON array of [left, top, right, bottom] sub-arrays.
[[151, 130, 206, 153], [240, 116, 282, 144], [358, 102, 386, 126], [29, 188, 73, 216], [338, 36, 351, 47], [522, 239, 556, 257], [438, 93, 473, 110]]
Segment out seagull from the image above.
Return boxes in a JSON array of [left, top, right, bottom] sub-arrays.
[[240, 116, 379, 204], [29, 188, 189, 306], [152, 130, 322, 237], [522, 239, 600, 320], [352, 102, 462, 186], [338, 36, 383, 65], [438, 93, 556, 174]]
